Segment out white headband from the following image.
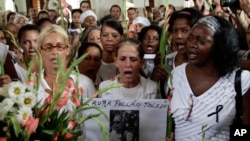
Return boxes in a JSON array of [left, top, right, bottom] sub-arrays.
[[196, 16, 221, 32]]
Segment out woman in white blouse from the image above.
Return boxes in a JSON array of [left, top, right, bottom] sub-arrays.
[[99, 38, 158, 99], [169, 15, 250, 141], [37, 25, 95, 109]]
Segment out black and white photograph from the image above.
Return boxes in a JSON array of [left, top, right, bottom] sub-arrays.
[[110, 110, 139, 141]]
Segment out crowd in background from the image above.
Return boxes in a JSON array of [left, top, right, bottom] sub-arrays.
[[0, 0, 250, 140]]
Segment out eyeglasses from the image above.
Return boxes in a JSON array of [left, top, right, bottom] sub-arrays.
[[41, 44, 68, 52]]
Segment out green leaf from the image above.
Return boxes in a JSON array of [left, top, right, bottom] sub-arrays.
[[74, 106, 108, 121], [57, 0, 66, 31], [93, 117, 109, 141], [159, 0, 170, 65], [166, 114, 173, 138], [42, 129, 55, 135], [0, 59, 4, 75], [26, 58, 34, 81], [202, 124, 207, 141], [81, 83, 122, 107], [10, 116, 21, 137], [97, 83, 123, 95], [205, 0, 215, 14], [78, 113, 102, 124], [3, 30, 21, 51], [33, 47, 43, 91], [48, 53, 89, 115]]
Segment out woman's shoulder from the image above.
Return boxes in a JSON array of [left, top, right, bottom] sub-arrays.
[[77, 74, 93, 83], [172, 63, 187, 73], [140, 76, 158, 95], [140, 75, 157, 86], [241, 69, 250, 94], [70, 73, 95, 88], [99, 76, 119, 89]]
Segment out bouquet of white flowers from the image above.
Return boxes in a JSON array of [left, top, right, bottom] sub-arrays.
[[0, 80, 38, 140], [0, 52, 121, 141]]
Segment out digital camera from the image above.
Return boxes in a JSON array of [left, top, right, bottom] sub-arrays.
[[220, 0, 240, 10]]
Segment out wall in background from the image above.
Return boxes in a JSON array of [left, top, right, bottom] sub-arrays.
[[0, 0, 190, 26]]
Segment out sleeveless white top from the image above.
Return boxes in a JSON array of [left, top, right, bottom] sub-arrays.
[[170, 63, 250, 141]]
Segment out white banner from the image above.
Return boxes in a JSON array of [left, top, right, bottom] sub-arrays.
[[81, 98, 168, 141]]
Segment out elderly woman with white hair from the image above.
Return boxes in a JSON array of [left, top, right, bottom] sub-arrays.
[[80, 10, 98, 30]]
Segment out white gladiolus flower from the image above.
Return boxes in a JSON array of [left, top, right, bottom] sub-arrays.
[[16, 106, 32, 123], [17, 92, 37, 108], [0, 98, 15, 113], [7, 82, 26, 102]]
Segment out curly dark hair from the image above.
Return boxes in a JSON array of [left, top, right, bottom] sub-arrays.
[[211, 15, 239, 76], [137, 25, 162, 43]]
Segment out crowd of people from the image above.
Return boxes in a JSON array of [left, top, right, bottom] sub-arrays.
[[0, 0, 250, 140]]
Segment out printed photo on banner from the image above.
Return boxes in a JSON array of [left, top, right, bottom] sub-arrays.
[[109, 110, 139, 141], [81, 98, 168, 141]]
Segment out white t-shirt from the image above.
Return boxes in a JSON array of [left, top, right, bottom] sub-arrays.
[[99, 75, 158, 99], [170, 63, 250, 141]]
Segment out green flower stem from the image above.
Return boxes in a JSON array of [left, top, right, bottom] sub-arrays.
[[93, 117, 109, 141], [202, 124, 207, 141], [41, 53, 89, 124], [3, 30, 21, 51], [205, 0, 215, 14], [57, 0, 66, 31], [167, 114, 173, 138], [0, 59, 4, 75], [34, 48, 43, 91], [74, 106, 108, 121]]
